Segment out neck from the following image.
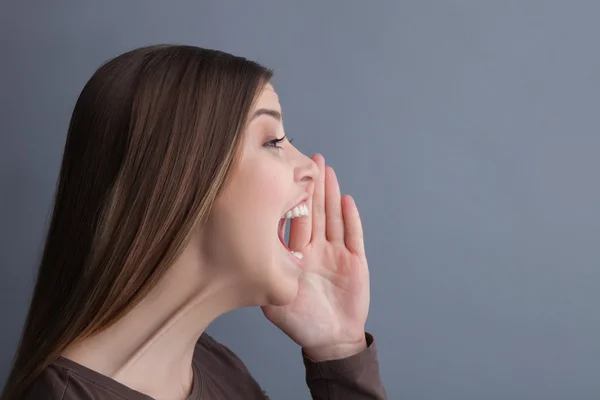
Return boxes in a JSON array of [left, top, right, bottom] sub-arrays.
[[62, 247, 244, 400]]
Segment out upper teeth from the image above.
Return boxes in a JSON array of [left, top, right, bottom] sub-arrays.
[[284, 204, 309, 219]]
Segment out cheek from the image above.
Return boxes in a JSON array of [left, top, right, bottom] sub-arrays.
[[208, 159, 288, 265], [237, 161, 288, 213], [232, 162, 288, 263]]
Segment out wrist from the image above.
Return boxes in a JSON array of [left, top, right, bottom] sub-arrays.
[[302, 335, 368, 362]]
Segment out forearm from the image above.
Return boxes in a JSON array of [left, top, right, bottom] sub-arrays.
[[302, 332, 387, 399]]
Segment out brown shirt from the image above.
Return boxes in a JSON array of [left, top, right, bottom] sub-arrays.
[[24, 332, 386, 399]]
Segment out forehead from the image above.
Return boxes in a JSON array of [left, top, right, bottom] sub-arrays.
[[254, 83, 281, 111]]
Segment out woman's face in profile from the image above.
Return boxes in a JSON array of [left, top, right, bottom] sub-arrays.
[[199, 83, 319, 306]]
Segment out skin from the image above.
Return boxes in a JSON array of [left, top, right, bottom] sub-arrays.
[[62, 83, 371, 400]]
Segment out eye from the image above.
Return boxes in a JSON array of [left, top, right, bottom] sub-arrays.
[[264, 135, 293, 149]]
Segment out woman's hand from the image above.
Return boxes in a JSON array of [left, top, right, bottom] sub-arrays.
[[261, 154, 371, 361]]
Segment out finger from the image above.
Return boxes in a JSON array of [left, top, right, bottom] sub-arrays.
[[325, 166, 344, 243], [288, 196, 312, 250], [311, 153, 326, 240], [342, 195, 365, 257]]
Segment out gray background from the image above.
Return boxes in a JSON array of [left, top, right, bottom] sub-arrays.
[[1, 1, 599, 399]]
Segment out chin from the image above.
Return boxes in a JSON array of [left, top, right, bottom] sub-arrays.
[[265, 282, 299, 306], [262, 260, 301, 306]]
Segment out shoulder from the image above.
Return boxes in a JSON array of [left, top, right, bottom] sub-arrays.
[[25, 358, 137, 400], [24, 363, 72, 400]]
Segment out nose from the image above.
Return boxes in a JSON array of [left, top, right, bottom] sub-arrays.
[[294, 152, 319, 186]]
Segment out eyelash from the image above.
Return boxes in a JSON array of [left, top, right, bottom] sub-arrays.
[[264, 135, 294, 149]]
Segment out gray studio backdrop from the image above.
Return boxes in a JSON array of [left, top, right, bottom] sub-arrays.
[[2, 1, 599, 399]]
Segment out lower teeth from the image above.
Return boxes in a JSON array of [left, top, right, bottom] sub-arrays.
[[290, 251, 303, 260]]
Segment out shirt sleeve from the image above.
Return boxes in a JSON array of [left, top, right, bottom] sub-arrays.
[[302, 332, 387, 399]]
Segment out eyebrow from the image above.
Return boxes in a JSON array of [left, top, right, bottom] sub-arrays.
[[250, 108, 282, 122]]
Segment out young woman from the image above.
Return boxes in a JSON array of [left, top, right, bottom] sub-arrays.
[[2, 44, 386, 400]]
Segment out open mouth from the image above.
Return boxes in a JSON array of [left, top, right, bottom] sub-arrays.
[[278, 201, 309, 260], [278, 219, 290, 250]]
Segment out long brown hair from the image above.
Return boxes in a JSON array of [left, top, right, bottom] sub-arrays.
[[1, 44, 273, 399]]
